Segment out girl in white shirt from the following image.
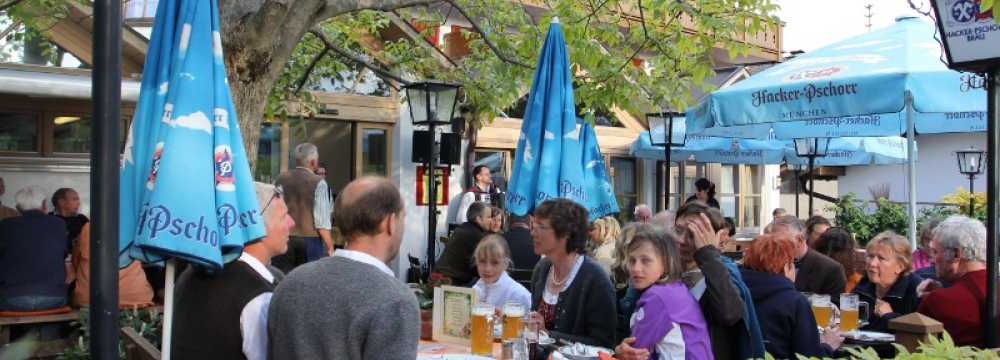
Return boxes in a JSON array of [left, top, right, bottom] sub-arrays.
[[471, 235, 532, 311]]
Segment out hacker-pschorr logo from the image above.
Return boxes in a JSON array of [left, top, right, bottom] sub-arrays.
[[783, 66, 844, 82], [950, 0, 993, 23]]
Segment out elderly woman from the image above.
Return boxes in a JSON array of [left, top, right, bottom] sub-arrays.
[[740, 233, 843, 358], [852, 231, 923, 332], [814, 227, 863, 293], [528, 198, 617, 348], [588, 216, 621, 275]]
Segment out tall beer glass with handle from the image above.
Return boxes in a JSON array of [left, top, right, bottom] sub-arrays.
[[471, 303, 495, 355], [502, 301, 525, 340], [839, 293, 870, 332]]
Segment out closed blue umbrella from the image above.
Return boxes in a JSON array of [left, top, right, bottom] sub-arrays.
[[119, 0, 263, 357], [507, 18, 595, 216], [579, 122, 619, 220]]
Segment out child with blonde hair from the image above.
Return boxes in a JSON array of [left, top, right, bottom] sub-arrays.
[[471, 235, 532, 310]]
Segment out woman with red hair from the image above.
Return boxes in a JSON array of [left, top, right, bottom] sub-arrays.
[[739, 233, 843, 358]]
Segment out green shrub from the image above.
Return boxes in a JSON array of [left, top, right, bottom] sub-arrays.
[[58, 308, 162, 360]]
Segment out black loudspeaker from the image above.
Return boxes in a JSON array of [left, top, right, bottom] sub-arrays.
[[440, 133, 461, 165], [412, 130, 431, 163]]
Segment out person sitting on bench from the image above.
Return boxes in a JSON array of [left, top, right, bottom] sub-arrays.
[[0, 186, 68, 311]]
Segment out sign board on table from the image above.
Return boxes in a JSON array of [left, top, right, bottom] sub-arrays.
[[432, 285, 477, 345], [932, 0, 1000, 72]]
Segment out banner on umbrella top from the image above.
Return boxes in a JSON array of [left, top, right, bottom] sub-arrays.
[[120, 0, 265, 270]]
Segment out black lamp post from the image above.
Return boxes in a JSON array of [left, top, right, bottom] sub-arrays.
[[956, 146, 986, 217], [929, 0, 1000, 347], [647, 112, 686, 210], [404, 80, 460, 272], [794, 137, 830, 216]]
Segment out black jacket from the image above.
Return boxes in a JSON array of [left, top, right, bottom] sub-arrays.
[[795, 249, 847, 304], [852, 272, 922, 332], [435, 222, 485, 285], [693, 246, 747, 360], [741, 268, 832, 359], [531, 256, 617, 348], [503, 227, 539, 270], [0, 210, 68, 301]]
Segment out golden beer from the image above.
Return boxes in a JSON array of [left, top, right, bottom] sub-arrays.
[[812, 305, 832, 328], [502, 302, 525, 340], [840, 309, 860, 332], [471, 304, 494, 355]]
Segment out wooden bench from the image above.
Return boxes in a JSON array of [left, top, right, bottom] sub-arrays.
[[0, 308, 79, 358], [121, 327, 160, 360]]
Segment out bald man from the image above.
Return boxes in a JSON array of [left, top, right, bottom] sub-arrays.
[[268, 177, 419, 360]]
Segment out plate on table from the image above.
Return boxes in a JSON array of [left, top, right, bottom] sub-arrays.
[[557, 343, 614, 360], [417, 355, 494, 360], [844, 330, 895, 342]]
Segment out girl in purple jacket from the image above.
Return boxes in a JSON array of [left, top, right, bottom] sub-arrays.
[[615, 223, 713, 360]]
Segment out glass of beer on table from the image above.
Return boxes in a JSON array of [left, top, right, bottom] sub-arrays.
[[502, 301, 525, 340], [839, 293, 869, 332], [471, 303, 495, 355], [808, 294, 833, 328]]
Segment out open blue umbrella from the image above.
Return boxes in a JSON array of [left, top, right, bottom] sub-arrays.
[[630, 133, 787, 164], [507, 18, 596, 217], [783, 136, 912, 166], [687, 16, 986, 139], [579, 122, 619, 220], [119, 0, 263, 356]]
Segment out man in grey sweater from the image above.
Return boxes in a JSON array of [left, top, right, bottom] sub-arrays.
[[268, 177, 419, 360]]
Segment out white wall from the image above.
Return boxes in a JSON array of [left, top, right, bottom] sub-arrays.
[[390, 103, 467, 279], [838, 133, 986, 205], [0, 158, 91, 215]]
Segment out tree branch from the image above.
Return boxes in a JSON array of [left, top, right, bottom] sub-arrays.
[[0, 20, 20, 40], [294, 47, 329, 95], [308, 28, 411, 85], [0, 0, 24, 14], [442, 0, 533, 69]]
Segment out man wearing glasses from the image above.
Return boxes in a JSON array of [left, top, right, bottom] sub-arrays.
[[172, 183, 294, 360]]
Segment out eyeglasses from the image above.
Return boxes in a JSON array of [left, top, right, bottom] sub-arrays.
[[262, 185, 284, 214]]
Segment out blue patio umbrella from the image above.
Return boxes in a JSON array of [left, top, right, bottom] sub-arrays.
[[783, 136, 912, 166], [119, 0, 263, 357], [579, 122, 619, 220], [687, 16, 986, 139], [630, 132, 788, 165], [507, 18, 596, 217]]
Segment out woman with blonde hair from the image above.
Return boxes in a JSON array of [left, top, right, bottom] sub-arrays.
[[471, 234, 532, 310], [851, 231, 922, 332], [589, 216, 621, 275]]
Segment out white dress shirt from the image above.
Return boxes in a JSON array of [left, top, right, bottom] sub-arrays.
[[334, 249, 395, 277], [238, 253, 275, 360], [472, 272, 532, 311]]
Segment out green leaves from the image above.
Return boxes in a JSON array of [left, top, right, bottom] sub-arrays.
[[830, 193, 909, 245]]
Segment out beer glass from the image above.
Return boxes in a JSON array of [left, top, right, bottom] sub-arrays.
[[471, 303, 495, 355], [502, 302, 525, 340], [523, 317, 541, 360], [839, 293, 870, 332], [809, 294, 833, 328]]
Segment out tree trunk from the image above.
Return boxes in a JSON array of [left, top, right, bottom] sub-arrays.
[[217, 0, 440, 169]]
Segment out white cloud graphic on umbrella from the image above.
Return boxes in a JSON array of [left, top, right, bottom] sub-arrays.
[[163, 111, 213, 135]]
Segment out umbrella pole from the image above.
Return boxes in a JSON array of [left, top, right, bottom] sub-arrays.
[[794, 168, 800, 218], [808, 157, 815, 216], [905, 92, 918, 249], [161, 259, 176, 360], [985, 69, 999, 349]]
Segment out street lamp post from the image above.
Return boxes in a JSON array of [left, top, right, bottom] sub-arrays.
[[404, 81, 460, 273], [794, 138, 830, 216], [647, 112, 686, 210], [956, 147, 986, 217]]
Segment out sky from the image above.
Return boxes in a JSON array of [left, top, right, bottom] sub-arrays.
[[774, 0, 930, 52]]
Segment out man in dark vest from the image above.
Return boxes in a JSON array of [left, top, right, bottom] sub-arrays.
[[172, 183, 293, 360], [455, 165, 500, 224], [435, 202, 492, 285], [272, 142, 333, 272]]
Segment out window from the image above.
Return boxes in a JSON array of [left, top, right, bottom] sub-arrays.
[[124, 0, 158, 20], [53, 116, 91, 153], [473, 150, 510, 189], [0, 112, 38, 152], [359, 126, 389, 176], [611, 157, 638, 223], [701, 163, 762, 229], [289, 118, 354, 194], [256, 122, 282, 183]]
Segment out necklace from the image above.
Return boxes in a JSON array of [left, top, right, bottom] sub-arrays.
[[548, 254, 579, 288]]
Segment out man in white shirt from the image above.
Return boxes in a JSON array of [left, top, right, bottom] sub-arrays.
[[273, 143, 334, 272], [171, 183, 294, 360], [456, 165, 499, 224]]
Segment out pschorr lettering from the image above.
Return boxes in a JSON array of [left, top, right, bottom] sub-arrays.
[[136, 202, 260, 246], [802, 82, 859, 103]]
